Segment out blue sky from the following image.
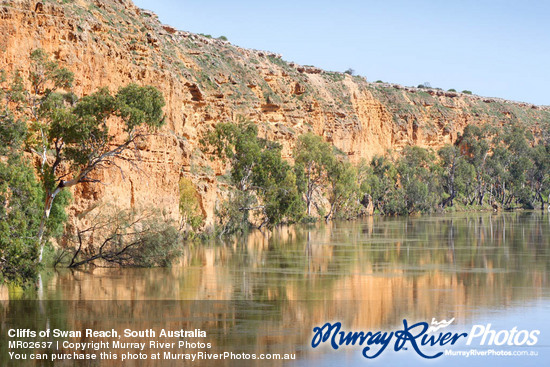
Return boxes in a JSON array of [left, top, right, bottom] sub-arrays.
[[132, 0, 549, 105]]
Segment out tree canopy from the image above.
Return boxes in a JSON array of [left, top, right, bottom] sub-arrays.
[[202, 119, 303, 233]]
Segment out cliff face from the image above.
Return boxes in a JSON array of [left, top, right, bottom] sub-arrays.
[[1, 0, 549, 227]]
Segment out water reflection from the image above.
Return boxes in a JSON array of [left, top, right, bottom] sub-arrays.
[[1, 212, 549, 365]]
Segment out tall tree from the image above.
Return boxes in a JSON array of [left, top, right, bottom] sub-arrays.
[[398, 146, 441, 214], [458, 125, 491, 205], [0, 155, 43, 283], [488, 125, 533, 207], [37, 86, 164, 261], [0, 107, 42, 283], [438, 145, 462, 207], [529, 143, 550, 209], [202, 120, 302, 232], [294, 133, 335, 216], [360, 155, 399, 215], [6, 50, 165, 262], [1, 65, 65, 282], [325, 160, 357, 221]]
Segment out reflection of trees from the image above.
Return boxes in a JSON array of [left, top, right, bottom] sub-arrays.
[[0, 300, 71, 367], [3, 212, 548, 304], [1, 212, 549, 365]]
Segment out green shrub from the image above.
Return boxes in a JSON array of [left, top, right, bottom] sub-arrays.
[[215, 190, 254, 236], [65, 210, 182, 268], [179, 177, 203, 231], [0, 156, 43, 285]]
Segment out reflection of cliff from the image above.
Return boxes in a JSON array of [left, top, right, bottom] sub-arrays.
[[2, 1, 550, 227], [26, 213, 550, 306], [2, 213, 549, 365]]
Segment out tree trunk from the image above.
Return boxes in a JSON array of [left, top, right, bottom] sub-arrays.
[[325, 201, 337, 222], [38, 176, 80, 262], [306, 186, 314, 216], [475, 168, 486, 206], [306, 165, 313, 216], [37, 187, 62, 262], [478, 188, 485, 206], [448, 166, 455, 207]]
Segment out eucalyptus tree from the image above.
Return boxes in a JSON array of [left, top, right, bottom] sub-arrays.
[[395, 146, 441, 214], [438, 145, 461, 207], [294, 133, 334, 216], [458, 125, 491, 205], [360, 155, 399, 215], [202, 119, 302, 233], [6, 50, 165, 262], [0, 109, 43, 283], [325, 160, 357, 221]]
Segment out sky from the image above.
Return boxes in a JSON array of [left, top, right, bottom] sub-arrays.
[[132, 0, 549, 106]]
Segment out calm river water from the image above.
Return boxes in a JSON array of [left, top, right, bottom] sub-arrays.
[[1, 212, 549, 366]]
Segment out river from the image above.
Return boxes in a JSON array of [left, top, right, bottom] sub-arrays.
[[1, 212, 549, 366]]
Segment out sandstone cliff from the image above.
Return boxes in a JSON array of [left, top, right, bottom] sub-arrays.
[[1, 0, 549, 228]]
